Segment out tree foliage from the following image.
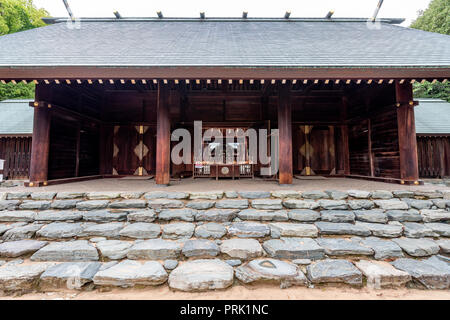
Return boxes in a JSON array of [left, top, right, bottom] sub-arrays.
[[410, 0, 450, 102], [0, 0, 48, 101]]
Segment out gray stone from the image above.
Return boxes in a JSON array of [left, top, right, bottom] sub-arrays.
[[238, 209, 288, 221], [269, 223, 318, 238], [164, 259, 178, 270], [251, 199, 282, 210], [228, 222, 270, 238], [216, 199, 249, 209], [159, 209, 195, 222], [0, 240, 47, 258], [403, 199, 433, 210], [119, 192, 145, 199], [315, 222, 371, 236], [93, 260, 168, 287], [194, 209, 239, 222], [271, 190, 302, 199], [391, 258, 449, 289], [50, 199, 81, 209], [82, 222, 124, 238], [119, 223, 161, 239], [420, 209, 450, 222], [318, 200, 348, 210], [0, 210, 35, 222], [283, 199, 319, 210], [374, 200, 408, 210], [77, 200, 110, 211], [403, 222, 437, 238], [386, 210, 422, 222], [348, 200, 375, 210], [360, 237, 404, 260], [437, 239, 450, 254], [225, 259, 242, 267], [31, 240, 99, 261], [236, 259, 307, 286], [302, 191, 329, 199], [238, 191, 271, 199], [30, 192, 56, 200], [146, 199, 184, 211], [145, 191, 189, 199], [109, 200, 147, 209], [86, 192, 120, 200], [189, 191, 224, 200], [35, 210, 83, 221], [424, 222, 450, 237], [37, 222, 84, 239], [89, 237, 106, 243], [194, 223, 227, 239], [292, 259, 311, 265], [316, 238, 373, 256], [0, 200, 20, 210], [186, 201, 215, 210], [306, 259, 362, 286], [431, 199, 450, 209], [0, 263, 52, 293], [40, 262, 102, 289], [354, 260, 411, 288], [168, 259, 233, 291], [392, 238, 440, 257], [414, 190, 443, 199], [354, 210, 388, 224], [2, 223, 43, 241], [56, 192, 85, 199], [220, 239, 263, 260], [348, 190, 371, 199], [393, 190, 414, 198], [182, 239, 220, 258], [263, 238, 325, 260], [6, 192, 30, 200], [325, 190, 348, 200], [224, 191, 238, 198], [126, 209, 156, 223], [96, 240, 133, 259], [162, 223, 195, 240], [127, 239, 181, 260], [371, 190, 393, 199], [82, 210, 128, 222], [356, 222, 403, 238], [288, 209, 320, 222], [320, 210, 355, 223]]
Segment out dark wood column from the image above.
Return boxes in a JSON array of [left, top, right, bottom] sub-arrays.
[[278, 83, 293, 184], [396, 81, 419, 183], [29, 85, 52, 186], [156, 82, 171, 185]]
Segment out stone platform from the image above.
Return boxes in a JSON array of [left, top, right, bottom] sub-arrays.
[[0, 189, 449, 295]]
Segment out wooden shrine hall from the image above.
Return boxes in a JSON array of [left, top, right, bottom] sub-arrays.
[[0, 16, 449, 186]]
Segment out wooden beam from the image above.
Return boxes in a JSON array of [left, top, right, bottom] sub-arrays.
[[278, 83, 293, 184], [396, 81, 419, 183], [156, 82, 171, 185]]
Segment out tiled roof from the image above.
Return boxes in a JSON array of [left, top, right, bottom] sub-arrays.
[[0, 99, 33, 135], [415, 99, 450, 135]]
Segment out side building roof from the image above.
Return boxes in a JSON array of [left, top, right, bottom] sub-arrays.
[[415, 98, 450, 135], [0, 99, 34, 136]]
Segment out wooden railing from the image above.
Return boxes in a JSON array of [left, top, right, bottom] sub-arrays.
[[0, 136, 32, 180]]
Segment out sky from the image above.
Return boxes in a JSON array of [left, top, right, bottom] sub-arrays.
[[33, 0, 432, 26]]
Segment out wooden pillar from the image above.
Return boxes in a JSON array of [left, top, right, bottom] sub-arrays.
[[156, 82, 171, 185], [278, 83, 293, 184], [29, 85, 52, 186], [396, 82, 419, 183], [340, 125, 350, 175]]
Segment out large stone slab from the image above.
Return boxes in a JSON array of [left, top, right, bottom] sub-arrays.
[[82, 222, 124, 238], [325, 190, 348, 200], [127, 239, 181, 260], [317, 238, 373, 256], [56, 192, 85, 199], [127, 209, 156, 223], [420, 209, 450, 222], [35, 210, 83, 221], [391, 258, 450, 289], [0, 240, 47, 258], [108, 200, 147, 209], [147, 199, 184, 211], [0, 200, 20, 210], [320, 210, 355, 223], [31, 192, 56, 200], [93, 260, 168, 287], [31, 240, 99, 261], [283, 200, 319, 210], [269, 223, 318, 238], [119, 191, 145, 199], [386, 210, 422, 222], [251, 199, 282, 210], [354, 260, 411, 288], [347, 200, 374, 210], [182, 239, 220, 258], [306, 259, 362, 286], [0, 210, 35, 222], [0, 263, 52, 293], [194, 223, 227, 239], [194, 209, 239, 222], [50, 200, 82, 210], [216, 199, 249, 209], [87, 192, 120, 200], [392, 238, 440, 257], [263, 238, 325, 260], [76, 200, 110, 211], [402, 222, 437, 238], [360, 237, 404, 260], [96, 240, 133, 260], [236, 259, 307, 287], [119, 223, 161, 239], [159, 209, 195, 222], [40, 262, 102, 290], [315, 222, 371, 236], [271, 190, 302, 199], [186, 201, 215, 210], [19, 200, 51, 210], [371, 190, 393, 199], [228, 222, 270, 238], [238, 191, 271, 199], [374, 200, 408, 210], [6, 192, 30, 200], [2, 223, 43, 241], [288, 209, 320, 222], [437, 239, 450, 254], [354, 210, 387, 224], [220, 239, 263, 260], [347, 190, 371, 199], [355, 222, 403, 238], [318, 200, 348, 210], [189, 191, 224, 200], [145, 191, 189, 199], [238, 209, 288, 221], [403, 199, 433, 210], [162, 222, 195, 240], [168, 259, 233, 291], [302, 191, 329, 199], [37, 222, 84, 239]]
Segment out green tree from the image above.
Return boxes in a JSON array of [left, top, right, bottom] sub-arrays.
[[410, 0, 450, 102], [0, 0, 48, 101]]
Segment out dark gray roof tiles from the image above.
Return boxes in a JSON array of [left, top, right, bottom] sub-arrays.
[[415, 99, 450, 135], [0, 99, 33, 135]]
